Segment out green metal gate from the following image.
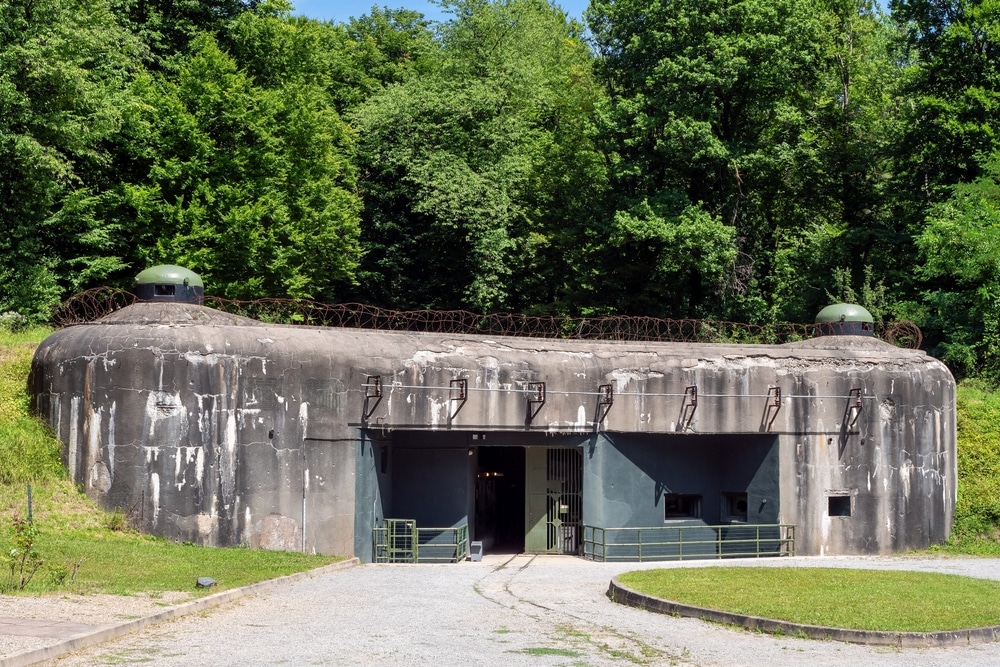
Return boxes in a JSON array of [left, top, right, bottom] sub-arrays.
[[525, 447, 582, 554], [373, 519, 469, 563]]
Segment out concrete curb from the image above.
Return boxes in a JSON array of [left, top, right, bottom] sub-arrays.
[[607, 576, 1000, 648], [2, 558, 360, 667]]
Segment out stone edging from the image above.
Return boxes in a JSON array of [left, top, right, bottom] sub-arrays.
[[607, 576, 1000, 648], [2, 558, 360, 667]]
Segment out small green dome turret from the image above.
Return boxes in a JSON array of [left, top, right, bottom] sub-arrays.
[[134, 265, 204, 305], [814, 303, 874, 336]]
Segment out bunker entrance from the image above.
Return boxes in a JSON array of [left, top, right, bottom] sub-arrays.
[[474, 446, 526, 553], [378, 434, 585, 561], [473, 445, 583, 556]]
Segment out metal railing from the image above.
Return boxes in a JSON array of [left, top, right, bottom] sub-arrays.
[[373, 519, 469, 563], [582, 524, 796, 562]]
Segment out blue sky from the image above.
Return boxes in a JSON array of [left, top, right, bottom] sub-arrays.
[[292, 0, 592, 25], [292, 0, 890, 26]]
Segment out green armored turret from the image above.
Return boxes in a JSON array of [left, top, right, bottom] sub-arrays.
[[134, 265, 204, 305], [814, 303, 874, 337]]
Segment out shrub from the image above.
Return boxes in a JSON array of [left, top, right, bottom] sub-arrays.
[[2, 515, 43, 592], [0, 312, 29, 333]]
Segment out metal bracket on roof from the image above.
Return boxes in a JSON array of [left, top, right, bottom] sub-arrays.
[[525, 382, 546, 426], [846, 388, 863, 428], [678, 385, 698, 432], [593, 384, 614, 432], [761, 387, 782, 432], [449, 378, 468, 424], [363, 375, 383, 424]]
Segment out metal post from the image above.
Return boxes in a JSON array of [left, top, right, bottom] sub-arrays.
[[301, 466, 307, 553]]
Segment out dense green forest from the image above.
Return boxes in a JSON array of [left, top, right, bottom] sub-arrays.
[[2, 0, 999, 379]]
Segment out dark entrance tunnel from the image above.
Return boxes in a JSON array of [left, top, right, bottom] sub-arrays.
[[475, 446, 526, 553]]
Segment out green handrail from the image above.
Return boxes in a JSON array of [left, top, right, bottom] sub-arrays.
[[582, 524, 796, 562]]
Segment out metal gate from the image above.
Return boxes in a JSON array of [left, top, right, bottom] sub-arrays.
[[373, 519, 470, 563], [525, 447, 582, 554]]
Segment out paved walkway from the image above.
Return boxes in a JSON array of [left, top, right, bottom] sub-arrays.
[[0, 619, 106, 640], [4, 555, 1000, 666]]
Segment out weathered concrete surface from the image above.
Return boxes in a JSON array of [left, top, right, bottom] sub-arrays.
[[30, 303, 956, 558]]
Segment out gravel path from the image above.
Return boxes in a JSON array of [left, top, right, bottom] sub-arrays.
[[21, 555, 1000, 666], [0, 591, 193, 658]]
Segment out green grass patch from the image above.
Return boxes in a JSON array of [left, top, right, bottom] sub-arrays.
[[0, 481, 339, 595], [42, 533, 338, 595], [0, 327, 63, 484], [618, 567, 1000, 632], [516, 647, 582, 657], [0, 418, 64, 484], [942, 381, 1000, 552]]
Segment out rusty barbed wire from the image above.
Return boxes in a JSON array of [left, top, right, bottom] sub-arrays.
[[50, 287, 922, 349], [882, 319, 923, 350], [51, 287, 137, 326]]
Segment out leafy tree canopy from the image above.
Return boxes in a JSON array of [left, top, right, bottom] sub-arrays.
[[0, 0, 141, 318], [352, 0, 606, 313]]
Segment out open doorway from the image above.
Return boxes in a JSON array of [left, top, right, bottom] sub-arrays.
[[474, 447, 525, 553]]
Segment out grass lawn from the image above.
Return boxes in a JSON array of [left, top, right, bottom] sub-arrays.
[[43, 532, 340, 595], [1, 481, 340, 596], [617, 567, 1000, 632]]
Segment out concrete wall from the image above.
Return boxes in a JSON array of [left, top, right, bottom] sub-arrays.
[[391, 438, 471, 528], [585, 434, 779, 527], [30, 308, 360, 556], [354, 432, 385, 560], [30, 302, 956, 558]]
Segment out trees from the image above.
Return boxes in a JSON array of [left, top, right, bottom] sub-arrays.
[[0, 0, 140, 319], [111, 0, 264, 66], [912, 155, 1000, 377], [888, 0, 1000, 376], [351, 0, 606, 313], [889, 0, 1000, 276], [109, 27, 361, 299], [585, 0, 931, 322], [587, 0, 831, 319], [338, 7, 439, 109], [891, 0, 1000, 198], [768, 2, 905, 321], [1, 0, 998, 387]]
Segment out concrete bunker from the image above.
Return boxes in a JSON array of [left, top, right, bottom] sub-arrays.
[[30, 275, 957, 562]]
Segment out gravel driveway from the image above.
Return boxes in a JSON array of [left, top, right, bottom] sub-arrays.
[[39, 555, 1000, 666]]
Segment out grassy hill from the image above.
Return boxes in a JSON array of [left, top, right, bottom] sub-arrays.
[[947, 382, 1000, 553], [0, 328, 62, 485]]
